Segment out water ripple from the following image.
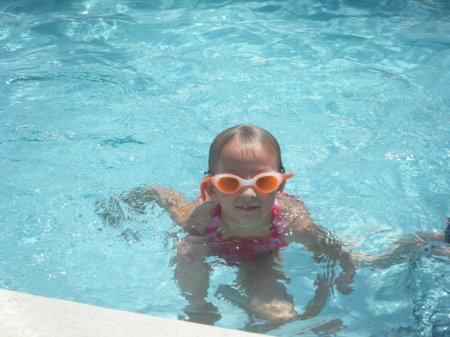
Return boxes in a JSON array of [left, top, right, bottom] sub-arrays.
[[1, 1, 449, 336]]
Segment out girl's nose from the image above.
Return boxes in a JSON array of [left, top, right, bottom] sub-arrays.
[[239, 186, 257, 198]]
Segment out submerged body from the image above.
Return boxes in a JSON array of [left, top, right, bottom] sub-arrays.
[[93, 125, 449, 334], [143, 125, 448, 331], [150, 185, 353, 327], [147, 126, 355, 329]]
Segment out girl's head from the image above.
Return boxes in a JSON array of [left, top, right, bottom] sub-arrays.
[[203, 125, 289, 227], [206, 125, 285, 176]]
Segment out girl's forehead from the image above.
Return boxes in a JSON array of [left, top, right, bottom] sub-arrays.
[[216, 139, 278, 172]]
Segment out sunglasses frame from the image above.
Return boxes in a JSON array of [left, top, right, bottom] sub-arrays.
[[200, 171, 294, 201]]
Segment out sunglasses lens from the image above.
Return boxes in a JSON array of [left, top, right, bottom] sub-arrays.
[[256, 175, 279, 192], [217, 176, 240, 193]]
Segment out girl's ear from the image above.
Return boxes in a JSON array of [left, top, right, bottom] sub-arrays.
[[278, 180, 286, 194], [205, 183, 216, 200]]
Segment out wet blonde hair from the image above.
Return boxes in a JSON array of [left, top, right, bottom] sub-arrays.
[[206, 125, 286, 175]]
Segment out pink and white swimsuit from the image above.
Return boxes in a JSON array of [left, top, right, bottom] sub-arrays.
[[204, 199, 287, 265]]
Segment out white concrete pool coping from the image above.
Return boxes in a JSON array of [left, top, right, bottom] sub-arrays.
[[0, 289, 272, 337]]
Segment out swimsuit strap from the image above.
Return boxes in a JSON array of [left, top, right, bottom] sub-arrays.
[[204, 202, 222, 239], [212, 202, 222, 218], [270, 198, 284, 234]]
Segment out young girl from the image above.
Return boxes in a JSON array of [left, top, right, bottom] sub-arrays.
[[147, 125, 356, 330], [95, 125, 448, 332]]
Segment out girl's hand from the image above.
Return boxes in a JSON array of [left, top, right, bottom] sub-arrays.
[[180, 301, 221, 325], [335, 272, 354, 295]]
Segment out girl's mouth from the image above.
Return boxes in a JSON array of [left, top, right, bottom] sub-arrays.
[[235, 205, 259, 211]]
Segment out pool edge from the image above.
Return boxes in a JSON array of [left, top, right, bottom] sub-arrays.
[[0, 288, 272, 337]]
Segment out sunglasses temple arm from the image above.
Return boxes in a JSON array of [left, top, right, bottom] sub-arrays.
[[200, 177, 212, 201], [283, 173, 294, 180]]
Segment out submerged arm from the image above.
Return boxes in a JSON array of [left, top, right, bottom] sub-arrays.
[[361, 226, 449, 269], [305, 225, 356, 294], [148, 186, 197, 223], [173, 235, 220, 325], [148, 185, 215, 234], [278, 195, 355, 293]]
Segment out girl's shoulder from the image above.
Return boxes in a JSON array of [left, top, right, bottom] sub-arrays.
[[277, 194, 333, 246], [185, 200, 216, 235], [277, 194, 314, 232]]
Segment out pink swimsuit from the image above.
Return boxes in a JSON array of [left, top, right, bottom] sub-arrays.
[[204, 199, 287, 265]]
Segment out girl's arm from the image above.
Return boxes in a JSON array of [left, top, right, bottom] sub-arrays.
[[148, 186, 197, 223], [95, 185, 211, 233], [148, 186, 214, 234], [279, 195, 355, 294], [302, 225, 356, 294], [361, 220, 449, 269], [172, 236, 220, 325]]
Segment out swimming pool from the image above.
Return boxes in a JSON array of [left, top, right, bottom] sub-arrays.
[[1, 0, 449, 336]]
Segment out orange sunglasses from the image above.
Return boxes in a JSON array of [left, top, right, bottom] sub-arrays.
[[200, 171, 294, 201]]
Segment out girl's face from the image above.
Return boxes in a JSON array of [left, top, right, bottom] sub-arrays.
[[207, 138, 285, 228]]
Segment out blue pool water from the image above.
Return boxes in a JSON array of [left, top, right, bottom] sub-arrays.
[[1, 0, 449, 336]]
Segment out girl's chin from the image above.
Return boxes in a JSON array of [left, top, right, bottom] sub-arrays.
[[227, 212, 271, 227]]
